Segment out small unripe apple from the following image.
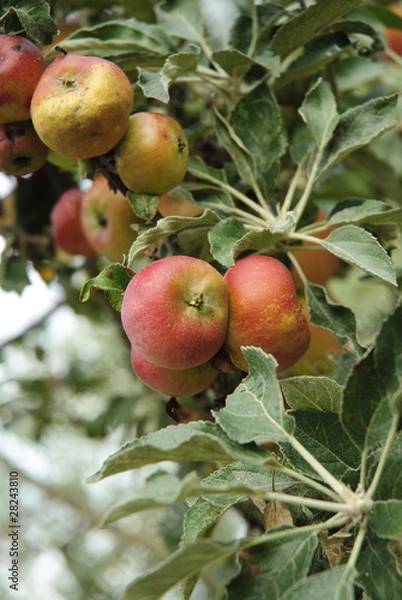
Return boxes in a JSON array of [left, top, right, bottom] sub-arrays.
[[80, 174, 142, 262], [0, 120, 49, 176], [114, 112, 189, 195], [0, 35, 47, 124], [131, 345, 218, 397], [223, 255, 310, 372], [51, 188, 98, 257], [121, 255, 229, 369], [31, 53, 133, 159]]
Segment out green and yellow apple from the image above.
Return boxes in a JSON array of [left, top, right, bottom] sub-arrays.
[[31, 53, 133, 159], [0, 34, 47, 124], [0, 120, 49, 176], [115, 112, 189, 195], [80, 174, 142, 262], [121, 255, 229, 369], [223, 254, 310, 372], [131, 345, 218, 397], [51, 187, 97, 257]]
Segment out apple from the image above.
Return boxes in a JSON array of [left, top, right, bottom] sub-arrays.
[[0, 120, 49, 176], [291, 211, 341, 289], [131, 345, 218, 397], [50, 187, 98, 257], [121, 255, 229, 369], [114, 112, 189, 194], [157, 192, 203, 218], [30, 52, 133, 159], [223, 254, 310, 372], [0, 35, 47, 124], [385, 2, 402, 55], [80, 174, 142, 262]]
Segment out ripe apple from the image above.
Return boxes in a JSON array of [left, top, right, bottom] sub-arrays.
[[291, 211, 341, 289], [80, 174, 142, 262], [50, 187, 98, 257], [131, 345, 218, 397], [223, 254, 310, 372], [121, 255, 229, 369], [157, 192, 203, 218], [114, 112, 189, 194], [0, 35, 47, 124], [30, 52, 133, 159], [385, 2, 402, 55], [0, 120, 49, 176]]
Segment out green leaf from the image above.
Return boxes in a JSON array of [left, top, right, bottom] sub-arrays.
[[305, 283, 363, 358], [79, 263, 134, 311], [327, 199, 402, 227], [212, 48, 280, 79], [281, 565, 356, 600], [371, 450, 402, 501], [3, 0, 58, 45], [270, 0, 363, 59], [281, 376, 343, 413], [86, 421, 272, 483], [212, 348, 295, 445], [280, 411, 361, 482], [357, 533, 402, 600], [227, 532, 318, 600], [317, 94, 398, 182], [155, 0, 205, 44], [122, 538, 246, 600], [182, 501, 227, 544], [299, 78, 339, 149], [187, 156, 230, 187], [369, 500, 402, 540], [208, 218, 247, 267], [231, 228, 288, 262], [374, 301, 402, 412], [126, 191, 159, 221], [320, 226, 397, 286], [127, 209, 220, 265], [341, 351, 393, 452]]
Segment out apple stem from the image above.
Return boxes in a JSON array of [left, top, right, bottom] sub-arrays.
[[55, 45, 68, 56]]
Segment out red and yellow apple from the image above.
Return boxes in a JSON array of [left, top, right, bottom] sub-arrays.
[[0, 34, 47, 124], [50, 187, 97, 257], [0, 120, 49, 176], [223, 254, 310, 372], [114, 112, 189, 195], [131, 345, 218, 397], [385, 2, 402, 55], [80, 174, 142, 262], [121, 255, 229, 370], [31, 53, 133, 159]]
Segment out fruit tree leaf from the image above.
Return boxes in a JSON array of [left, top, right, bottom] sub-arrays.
[[270, 0, 363, 59], [280, 376, 343, 413], [305, 283, 363, 358], [370, 449, 402, 501], [320, 225, 397, 286], [126, 209, 220, 265], [341, 351, 393, 452], [299, 78, 339, 149], [3, 0, 58, 45], [212, 48, 280, 79], [212, 348, 295, 445], [126, 191, 159, 221], [374, 301, 402, 413], [356, 533, 402, 600], [226, 531, 318, 600], [122, 538, 246, 600], [187, 156, 230, 187], [79, 263, 135, 311], [182, 501, 227, 544], [317, 94, 398, 182], [279, 410, 361, 482], [369, 500, 402, 541], [281, 565, 356, 600], [208, 218, 247, 267], [155, 0, 205, 44], [86, 421, 272, 483], [327, 199, 402, 227]]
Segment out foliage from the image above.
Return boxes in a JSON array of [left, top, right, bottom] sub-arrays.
[[2, 0, 402, 598]]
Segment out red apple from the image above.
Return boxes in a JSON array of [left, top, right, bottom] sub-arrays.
[[157, 192, 203, 217], [0, 120, 49, 176], [223, 255, 310, 372], [114, 112, 189, 194], [80, 174, 142, 262], [121, 255, 229, 369], [0, 35, 47, 124], [31, 53, 133, 159], [131, 345, 218, 397], [385, 2, 402, 55], [50, 188, 97, 257]]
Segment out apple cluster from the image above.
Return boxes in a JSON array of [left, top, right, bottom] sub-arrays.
[[120, 254, 311, 397], [0, 33, 190, 198]]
